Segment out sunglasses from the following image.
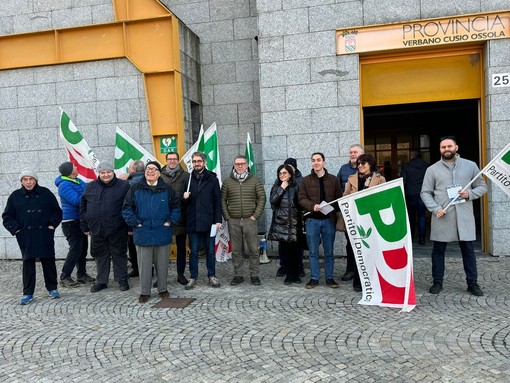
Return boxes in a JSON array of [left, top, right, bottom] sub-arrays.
[[356, 161, 368, 166]]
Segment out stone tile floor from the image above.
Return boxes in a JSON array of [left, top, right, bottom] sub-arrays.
[[0, 252, 508, 382]]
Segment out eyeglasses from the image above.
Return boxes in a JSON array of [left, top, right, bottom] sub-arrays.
[[145, 167, 160, 172], [356, 161, 368, 166], [167, 158, 179, 161], [279, 171, 289, 175], [192, 160, 204, 164], [234, 162, 247, 167]]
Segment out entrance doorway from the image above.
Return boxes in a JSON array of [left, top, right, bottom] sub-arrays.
[[363, 99, 483, 246]]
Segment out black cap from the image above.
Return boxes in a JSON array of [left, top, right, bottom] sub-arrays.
[[284, 158, 297, 169], [146, 161, 162, 172], [59, 161, 74, 177]]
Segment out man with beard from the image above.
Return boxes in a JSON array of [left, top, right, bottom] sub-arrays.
[[421, 136, 487, 296]]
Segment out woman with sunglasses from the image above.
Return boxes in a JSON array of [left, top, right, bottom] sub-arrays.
[[268, 164, 303, 285], [343, 153, 386, 292]]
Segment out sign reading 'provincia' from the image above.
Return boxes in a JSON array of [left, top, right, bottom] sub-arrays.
[[336, 11, 509, 55]]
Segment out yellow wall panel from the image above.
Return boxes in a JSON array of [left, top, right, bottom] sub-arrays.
[[362, 50, 482, 106], [0, 32, 57, 69], [113, 0, 170, 21]]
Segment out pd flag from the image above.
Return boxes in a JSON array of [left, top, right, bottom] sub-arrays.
[[59, 109, 99, 182], [245, 132, 256, 175], [339, 178, 416, 312], [114, 127, 158, 176], [482, 142, 510, 198]]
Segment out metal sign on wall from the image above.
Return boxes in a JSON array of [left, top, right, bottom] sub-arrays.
[[337, 11, 510, 55]]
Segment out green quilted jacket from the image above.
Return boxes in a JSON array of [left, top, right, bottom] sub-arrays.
[[221, 170, 266, 220]]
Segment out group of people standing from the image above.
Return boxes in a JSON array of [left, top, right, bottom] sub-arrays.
[[2, 135, 487, 305]]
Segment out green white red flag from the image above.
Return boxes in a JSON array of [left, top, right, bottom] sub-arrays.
[[481, 142, 510, 198], [114, 127, 158, 177], [59, 109, 99, 182], [245, 132, 256, 175], [339, 178, 416, 312], [182, 123, 231, 262]]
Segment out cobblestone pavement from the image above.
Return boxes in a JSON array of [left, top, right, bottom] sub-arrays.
[[0, 253, 508, 383]]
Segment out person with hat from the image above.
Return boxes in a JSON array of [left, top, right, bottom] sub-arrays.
[[123, 161, 180, 303], [3, 169, 63, 305], [55, 161, 95, 288], [80, 161, 130, 293]]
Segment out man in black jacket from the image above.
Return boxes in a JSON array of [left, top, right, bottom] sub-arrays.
[[80, 162, 130, 293], [182, 152, 222, 290], [401, 150, 429, 245]]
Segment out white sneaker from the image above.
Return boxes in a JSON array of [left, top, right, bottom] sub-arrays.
[[184, 279, 196, 290], [209, 276, 221, 288]]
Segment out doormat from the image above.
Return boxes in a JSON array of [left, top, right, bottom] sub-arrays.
[[153, 298, 195, 308]]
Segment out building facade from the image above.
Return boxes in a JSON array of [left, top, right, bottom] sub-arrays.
[[0, 0, 509, 258]]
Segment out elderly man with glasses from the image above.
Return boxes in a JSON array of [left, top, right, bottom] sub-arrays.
[[221, 155, 266, 286], [123, 161, 180, 304]]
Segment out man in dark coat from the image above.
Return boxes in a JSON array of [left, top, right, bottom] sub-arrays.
[[160, 151, 190, 285], [401, 149, 429, 245], [125, 160, 145, 277], [182, 151, 222, 290], [3, 169, 63, 305], [80, 161, 130, 293]]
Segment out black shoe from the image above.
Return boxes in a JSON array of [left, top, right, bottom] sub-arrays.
[[341, 271, 355, 281], [305, 279, 319, 289], [159, 291, 169, 299], [138, 295, 150, 304], [177, 274, 188, 285], [276, 267, 286, 277], [292, 276, 302, 284], [298, 268, 306, 278], [90, 283, 107, 293], [230, 276, 244, 286], [284, 276, 292, 285], [353, 285, 362, 292], [128, 270, 139, 278], [326, 278, 339, 288], [251, 276, 261, 286], [119, 279, 129, 291], [429, 282, 443, 294], [467, 283, 483, 296]]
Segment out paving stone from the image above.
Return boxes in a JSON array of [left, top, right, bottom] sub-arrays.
[[0, 254, 508, 382]]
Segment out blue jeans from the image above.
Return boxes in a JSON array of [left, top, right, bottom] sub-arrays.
[[61, 219, 88, 279], [305, 218, 336, 280], [431, 241, 478, 286], [188, 232, 216, 279]]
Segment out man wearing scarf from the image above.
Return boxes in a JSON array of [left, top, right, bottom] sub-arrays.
[[221, 155, 266, 286]]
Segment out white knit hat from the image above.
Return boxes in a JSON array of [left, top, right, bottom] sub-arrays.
[[19, 168, 39, 181]]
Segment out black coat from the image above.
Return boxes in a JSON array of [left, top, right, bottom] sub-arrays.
[[80, 176, 130, 236], [268, 182, 300, 242], [401, 158, 429, 197], [160, 165, 189, 236], [183, 169, 222, 233], [2, 184, 62, 260]]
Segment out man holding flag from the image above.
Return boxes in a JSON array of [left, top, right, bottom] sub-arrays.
[[421, 136, 487, 296]]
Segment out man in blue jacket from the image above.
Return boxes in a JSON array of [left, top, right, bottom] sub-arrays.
[[123, 161, 180, 303], [80, 162, 130, 293], [182, 151, 222, 290], [55, 161, 95, 288]]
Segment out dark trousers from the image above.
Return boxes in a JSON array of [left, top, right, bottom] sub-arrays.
[[344, 231, 356, 274], [61, 220, 88, 279], [280, 241, 300, 278], [90, 230, 128, 284], [128, 235, 138, 272], [406, 195, 426, 241], [431, 241, 478, 286], [175, 233, 187, 277], [278, 242, 304, 272], [23, 258, 58, 295]]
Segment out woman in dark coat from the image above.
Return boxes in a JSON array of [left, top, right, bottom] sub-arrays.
[[268, 164, 302, 285], [2, 169, 63, 305]]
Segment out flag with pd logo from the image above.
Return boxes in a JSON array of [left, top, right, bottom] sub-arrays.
[[339, 178, 416, 312], [59, 109, 99, 182], [114, 127, 158, 177], [481, 142, 510, 198], [245, 132, 256, 175]]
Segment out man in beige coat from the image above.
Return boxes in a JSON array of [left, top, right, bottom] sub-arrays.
[[221, 155, 266, 286]]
